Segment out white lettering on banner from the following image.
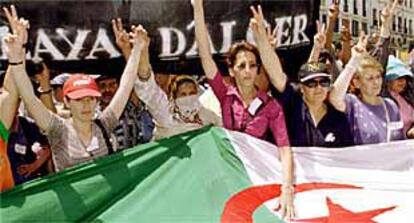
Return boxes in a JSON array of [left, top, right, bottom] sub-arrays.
[[291, 14, 310, 45], [56, 28, 91, 60], [274, 16, 292, 47], [219, 21, 237, 53], [0, 14, 310, 62], [185, 21, 218, 57], [86, 28, 121, 59], [33, 29, 65, 61], [158, 27, 187, 58]]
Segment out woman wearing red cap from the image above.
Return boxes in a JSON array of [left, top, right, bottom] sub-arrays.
[[3, 5, 146, 171]]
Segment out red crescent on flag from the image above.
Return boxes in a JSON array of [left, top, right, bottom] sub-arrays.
[[220, 182, 361, 223]]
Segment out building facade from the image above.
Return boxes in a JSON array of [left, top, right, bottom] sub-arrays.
[[320, 0, 414, 49]]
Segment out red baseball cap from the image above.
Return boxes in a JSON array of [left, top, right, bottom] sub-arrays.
[[63, 74, 102, 99]]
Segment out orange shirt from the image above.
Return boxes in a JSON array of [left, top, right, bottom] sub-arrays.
[[0, 120, 14, 192]]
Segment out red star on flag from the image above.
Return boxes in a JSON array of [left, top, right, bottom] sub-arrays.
[[294, 197, 396, 223]]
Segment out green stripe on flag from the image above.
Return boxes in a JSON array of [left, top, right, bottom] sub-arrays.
[[0, 126, 279, 223], [0, 120, 9, 142]]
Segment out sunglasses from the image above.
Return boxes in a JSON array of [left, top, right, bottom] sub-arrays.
[[302, 78, 331, 88]]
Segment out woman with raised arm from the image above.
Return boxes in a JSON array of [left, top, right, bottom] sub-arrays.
[[0, 5, 24, 191], [267, 16, 353, 148], [111, 18, 222, 140], [329, 1, 405, 145], [3, 5, 145, 171], [192, 0, 294, 219]]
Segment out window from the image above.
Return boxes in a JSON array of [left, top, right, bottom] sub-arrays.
[[322, 14, 327, 25], [398, 16, 402, 32], [344, 0, 349, 12], [404, 18, 407, 34], [362, 0, 367, 16], [353, 0, 358, 15], [393, 17, 396, 31], [335, 19, 340, 32], [352, 20, 359, 36], [362, 22, 368, 34], [409, 20, 413, 35], [373, 9, 378, 27]]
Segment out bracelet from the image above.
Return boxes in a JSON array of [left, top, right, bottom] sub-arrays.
[[281, 185, 295, 193], [37, 86, 53, 94], [8, 61, 24, 66]]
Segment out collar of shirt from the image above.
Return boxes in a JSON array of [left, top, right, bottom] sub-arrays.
[[225, 85, 270, 105]]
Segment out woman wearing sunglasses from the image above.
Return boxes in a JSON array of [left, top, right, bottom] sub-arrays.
[[255, 18, 353, 147], [271, 61, 354, 148], [192, 1, 294, 219]]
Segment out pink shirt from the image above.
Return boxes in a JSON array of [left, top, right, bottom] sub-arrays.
[[390, 92, 414, 135], [208, 72, 290, 147]]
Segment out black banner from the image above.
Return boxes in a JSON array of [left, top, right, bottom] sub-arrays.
[[0, 0, 320, 78]]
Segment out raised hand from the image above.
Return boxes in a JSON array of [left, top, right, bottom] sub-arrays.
[[3, 5, 29, 45], [112, 18, 132, 57], [266, 25, 279, 49], [3, 5, 29, 62], [129, 25, 149, 50], [352, 30, 368, 58], [249, 5, 267, 37], [314, 20, 326, 49], [381, 0, 399, 26], [328, 0, 340, 19]]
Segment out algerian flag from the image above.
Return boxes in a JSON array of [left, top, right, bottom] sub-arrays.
[[1, 126, 413, 223]]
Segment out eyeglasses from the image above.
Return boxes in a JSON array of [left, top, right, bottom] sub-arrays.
[[302, 78, 331, 88]]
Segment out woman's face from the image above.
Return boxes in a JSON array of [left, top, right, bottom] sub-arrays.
[[67, 96, 97, 122], [354, 67, 383, 97], [176, 82, 198, 99], [230, 50, 259, 89], [388, 77, 407, 94], [300, 77, 331, 104]]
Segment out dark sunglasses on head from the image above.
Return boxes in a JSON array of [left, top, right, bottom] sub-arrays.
[[302, 78, 331, 88]]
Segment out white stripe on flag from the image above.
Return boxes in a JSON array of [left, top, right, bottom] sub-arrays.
[[225, 129, 414, 222]]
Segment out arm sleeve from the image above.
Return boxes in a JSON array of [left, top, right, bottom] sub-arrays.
[[206, 71, 229, 106], [134, 72, 175, 128]]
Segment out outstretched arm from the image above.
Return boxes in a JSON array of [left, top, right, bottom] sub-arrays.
[[3, 5, 54, 132], [249, 5, 287, 93], [105, 25, 145, 119], [324, 0, 339, 51], [370, 0, 398, 67], [308, 21, 326, 63], [339, 23, 352, 65], [191, 0, 218, 79], [329, 33, 367, 112]]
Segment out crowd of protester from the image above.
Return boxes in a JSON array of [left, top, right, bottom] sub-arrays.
[[1, 0, 414, 220]]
